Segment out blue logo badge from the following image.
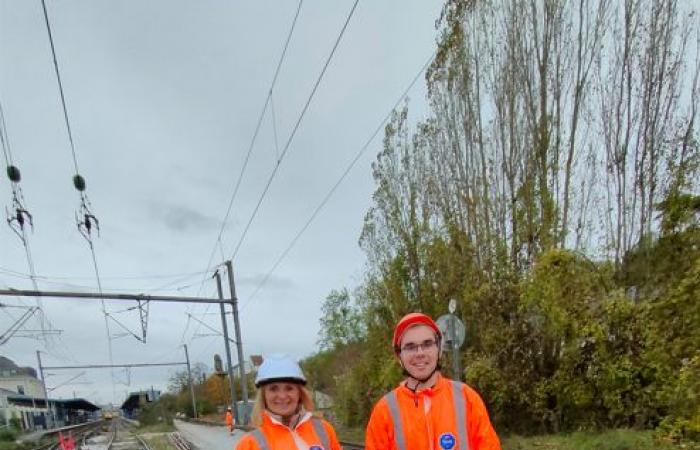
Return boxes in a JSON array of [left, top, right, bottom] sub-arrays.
[[309, 446, 324, 450], [439, 433, 456, 450]]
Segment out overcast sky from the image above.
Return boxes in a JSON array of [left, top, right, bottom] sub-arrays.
[[0, 0, 442, 406]]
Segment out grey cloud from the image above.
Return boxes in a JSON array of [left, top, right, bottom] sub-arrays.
[[238, 273, 296, 291], [152, 204, 219, 233]]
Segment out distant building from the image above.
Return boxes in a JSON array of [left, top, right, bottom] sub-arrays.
[[0, 373, 45, 399], [0, 356, 98, 430], [0, 356, 45, 398], [0, 356, 49, 429], [120, 388, 161, 419]]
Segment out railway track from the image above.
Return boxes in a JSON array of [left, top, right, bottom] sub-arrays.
[[80, 417, 149, 450], [30, 420, 104, 450]]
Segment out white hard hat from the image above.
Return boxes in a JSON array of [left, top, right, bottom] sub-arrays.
[[255, 353, 306, 387]]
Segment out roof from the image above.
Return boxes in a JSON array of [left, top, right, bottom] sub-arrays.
[[55, 398, 100, 412], [7, 394, 48, 408], [120, 391, 157, 410], [6, 395, 99, 411], [0, 356, 37, 378]]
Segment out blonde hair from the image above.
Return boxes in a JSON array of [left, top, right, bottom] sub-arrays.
[[250, 383, 315, 427]]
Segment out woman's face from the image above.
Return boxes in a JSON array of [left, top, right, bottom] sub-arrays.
[[263, 382, 301, 417]]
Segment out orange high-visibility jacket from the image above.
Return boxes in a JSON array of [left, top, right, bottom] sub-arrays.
[[236, 411, 341, 450], [365, 375, 501, 450], [226, 411, 234, 427]]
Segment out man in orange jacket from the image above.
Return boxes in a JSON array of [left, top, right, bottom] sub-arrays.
[[225, 406, 234, 435], [365, 312, 501, 450]]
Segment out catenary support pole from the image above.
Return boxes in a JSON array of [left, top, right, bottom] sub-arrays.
[[450, 314, 461, 380], [183, 344, 197, 419], [36, 351, 54, 428], [215, 270, 238, 423], [225, 260, 249, 423]]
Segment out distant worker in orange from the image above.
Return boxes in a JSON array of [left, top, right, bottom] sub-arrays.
[[225, 405, 235, 435], [236, 354, 341, 450], [365, 312, 502, 450]]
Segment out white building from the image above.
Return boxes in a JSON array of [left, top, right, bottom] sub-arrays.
[[0, 373, 45, 399], [0, 359, 50, 429]]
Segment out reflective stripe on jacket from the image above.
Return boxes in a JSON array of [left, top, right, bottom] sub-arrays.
[[236, 411, 341, 450], [365, 374, 501, 450]]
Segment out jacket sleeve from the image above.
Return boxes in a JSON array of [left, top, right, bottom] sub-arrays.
[[322, 420, 343, 450], [464, 386, 501, 450], [365, 399, 392, 450], [235, 433, 258, 450]]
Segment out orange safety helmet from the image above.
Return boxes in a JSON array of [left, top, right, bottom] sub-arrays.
[[392, 312, 441, 353]]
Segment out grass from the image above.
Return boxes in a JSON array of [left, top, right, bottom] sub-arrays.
[[140, 434, 173, 450], [335, 425, 365, 444], [504, 429, 686, 450], [137, 422, 176, 434], [0, 442, 33, 450], [337, 427, 697, 449]]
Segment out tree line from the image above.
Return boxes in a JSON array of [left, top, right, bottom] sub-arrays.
[[303, 0, 699, 443]]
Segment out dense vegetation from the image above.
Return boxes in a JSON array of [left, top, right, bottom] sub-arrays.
[[155, 1, 698, 446], [302, 0, 699, 446]]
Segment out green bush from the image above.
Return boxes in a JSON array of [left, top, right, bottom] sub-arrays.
[[0, 428, 17, 442]]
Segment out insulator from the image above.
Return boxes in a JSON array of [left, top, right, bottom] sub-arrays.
[[73, 174, 86, 191], [6, 165, 21, 182]]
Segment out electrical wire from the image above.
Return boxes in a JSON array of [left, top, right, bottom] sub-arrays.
[[1, 94, 61, 345], [0, 95, 15, 167], [196, 0, 305, 293], [41, 0, 121, 402], [230, 0, 360, 261], [40, 0, 79, 174], [241, 51, 436, 310], [179, 0, 306, 349]]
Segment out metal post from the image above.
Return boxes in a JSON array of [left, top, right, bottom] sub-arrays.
[[225, 260, 249, 423], [36, 351, 54, 428], [215, 270, 238, 423], [183, 344, 197, 418], [450, 314, 461, 380]]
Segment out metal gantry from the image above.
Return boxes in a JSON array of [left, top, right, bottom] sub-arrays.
[[1, 259, 251, 423]]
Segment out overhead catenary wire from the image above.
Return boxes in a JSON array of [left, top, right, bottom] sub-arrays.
[[181, 0, 305, 348], [196, 0, 306, 292], [242, 51, 436, 309], [41, 0, 154, 350], [1, 94, 59, 344], [40, 0, 79, 175], [230, 0, 360, 261], [40, 0, 120, 401], [0, 95, 15, 167]]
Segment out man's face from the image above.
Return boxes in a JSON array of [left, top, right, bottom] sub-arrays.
[[398, 324, 439, 380]]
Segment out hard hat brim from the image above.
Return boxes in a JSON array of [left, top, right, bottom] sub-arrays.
[[255, 376, 307, 388]]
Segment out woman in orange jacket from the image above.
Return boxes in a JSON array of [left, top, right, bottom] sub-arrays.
[[365, 313, 502, 450], [236, 354, 341, 450]]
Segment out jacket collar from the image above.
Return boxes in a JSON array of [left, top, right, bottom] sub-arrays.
[[263, 408, 312, 430], [398, 372, 447, 398]]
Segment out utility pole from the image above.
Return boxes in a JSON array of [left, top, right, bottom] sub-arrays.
[[448, 299, 461, 380], [214, 270, 238, 423], [36, 351, 54, 428], [225, 260, 249, 423], [183, 344, 197, 419]]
